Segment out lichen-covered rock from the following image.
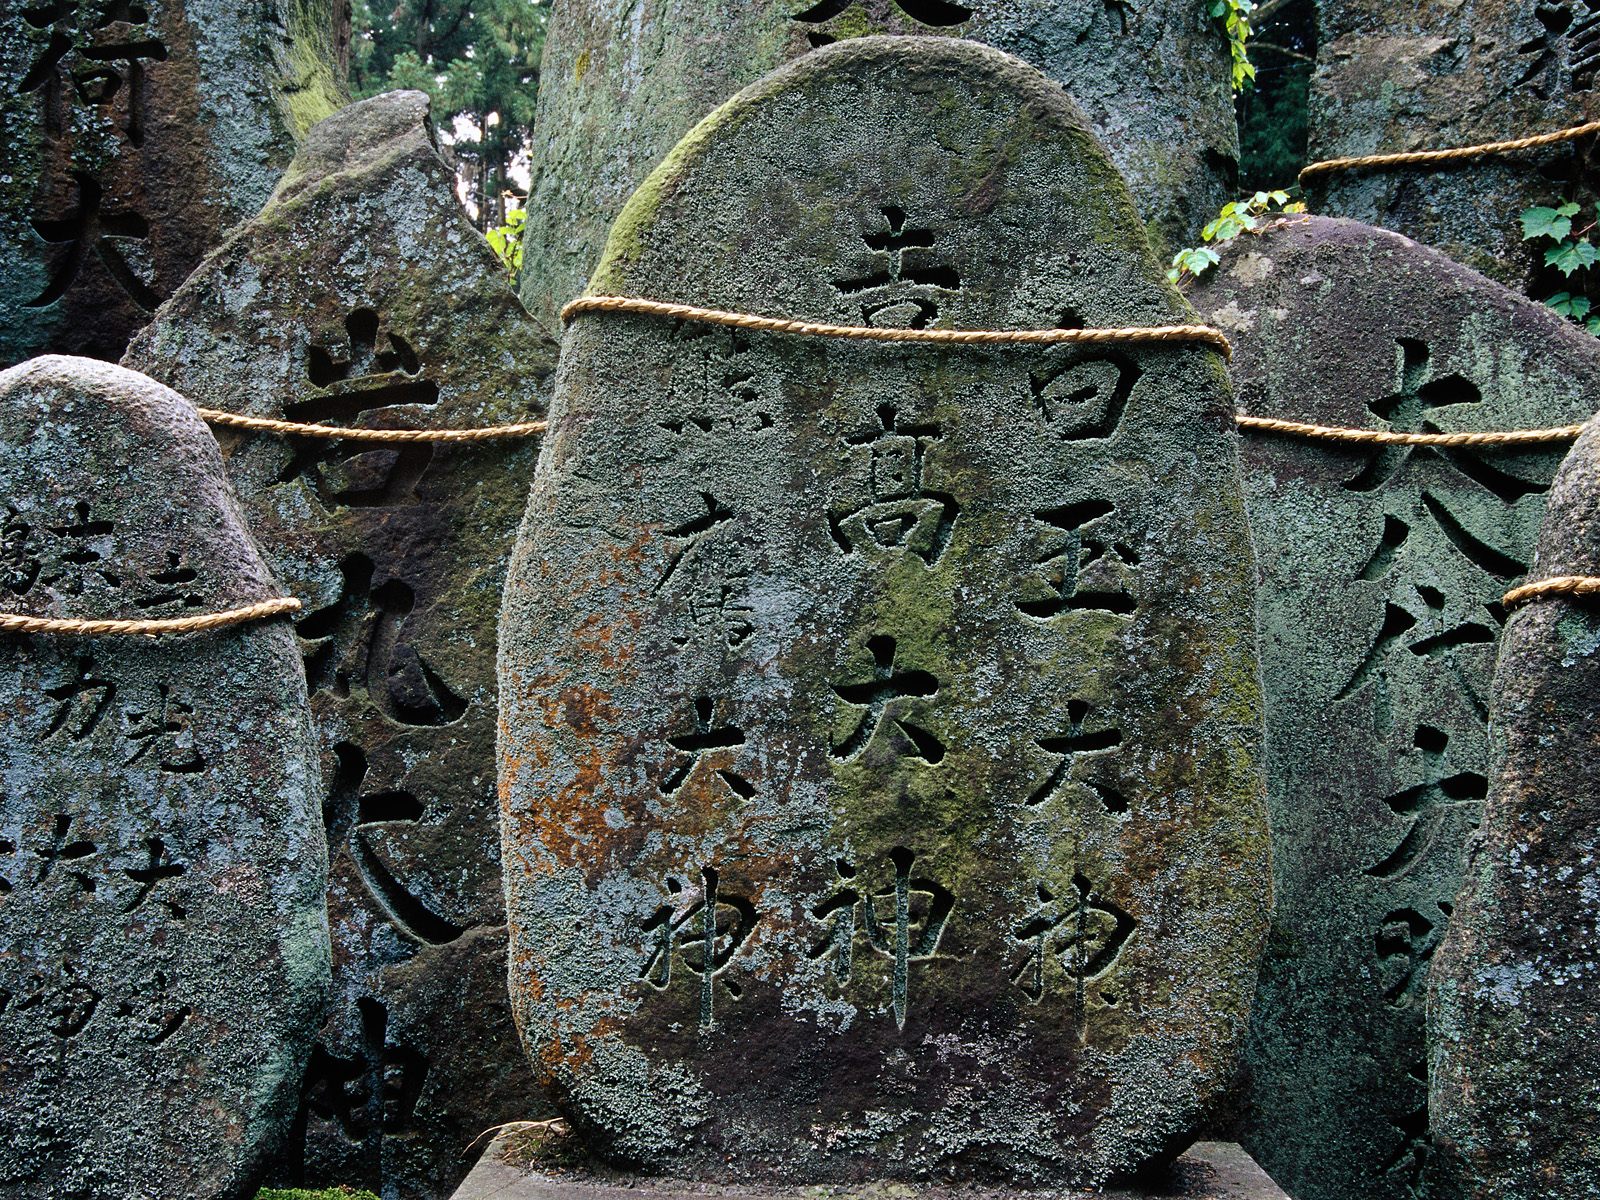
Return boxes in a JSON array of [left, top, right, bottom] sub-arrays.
[[1308, 0, 1599, 286], [0, 0, 347, 367], [1427, 420, 1600, 1200], [1190, 215, 1600, 1200], [0, 355, 327, 1200], [500, 37, 1269, 1186], [517, 0, 1237, 330], [123, 90, 554, 1200]]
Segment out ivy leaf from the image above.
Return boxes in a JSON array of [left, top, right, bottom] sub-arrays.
[[1587, 314, 1600, 336], [1547, 291, 1593, 319], [1546, 240, 1599, 276], [1523, 206, 1575, 242]]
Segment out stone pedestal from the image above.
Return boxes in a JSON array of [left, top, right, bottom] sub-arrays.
[[449, 1138, 1290, 1200]]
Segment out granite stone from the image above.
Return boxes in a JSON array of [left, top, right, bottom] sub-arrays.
[[1428, 414, 1600, 1200], [123, 90, 555, 1200], [0, 0, 347, 366], [518, 0, 1239, 330], [0, 355, 328, 1200], [1191, 214, 1600, 1200], [500, 37, 1269, 1188]]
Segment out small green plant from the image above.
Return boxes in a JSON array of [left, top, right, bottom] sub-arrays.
[[486, 203, 527, 280], [1522, 200, 1600, 334], [1211, 0, 1257, 93], [1167, 190, 1307, 287], [255, 1188, 380, 1200]]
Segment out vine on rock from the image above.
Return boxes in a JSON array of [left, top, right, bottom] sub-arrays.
[[1521, 201, 1600, 335], [1211, 0, 1257, 93], [1168, 190, 1306, 287]]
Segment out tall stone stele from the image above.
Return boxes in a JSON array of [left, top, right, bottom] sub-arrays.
[[0, 0, 348, 366], [1309, 0, 1600, 286], [0, 356, 328, 1200], [500, 36, 1270, 1185], [1428, 417, 1600, 1200], [518, 0, 1237, 331], [124, 91, 554, 1200], [1190, 215, 1600, 1200]]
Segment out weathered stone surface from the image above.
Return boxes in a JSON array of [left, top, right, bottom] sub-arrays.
[[518, 0, 1237, 330], [500, 37, 1269, 1186], [1189, 215, 1600, 1200], [0, 0, 347, 367], [1427, 419, 1600, 1200], [1308, 0, 1600, 286], [123, 90, 554, 1200], [450, 1136, 1292, 1200], [0, 355, 328, 1199]]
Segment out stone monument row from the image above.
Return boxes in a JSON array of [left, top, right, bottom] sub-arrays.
[[6, 0, 1600, 1196]]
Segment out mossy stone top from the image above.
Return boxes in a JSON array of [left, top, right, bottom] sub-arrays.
[[518, 0, 1237, 330], [0, 356, 327, 1199], [1191, 215, 1600, 1200], [124, 91, 554, 1200], [1309, 0, 1600, 287], [1428, 416, 1600, 1200], [0, 0, 346, 366], [500, 37, 1268, 1185]]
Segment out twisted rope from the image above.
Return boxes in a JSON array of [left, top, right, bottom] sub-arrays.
[[0, 596, 301, 637], [561, 295, 1234, 359], [196, 407, 547, 443], [1237, 414, 1586, 447], [1503, 575, 1600, 607], [1300, 119, 1600, 183]]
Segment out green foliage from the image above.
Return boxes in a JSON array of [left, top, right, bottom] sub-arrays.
[[255, 1188, 380, 1200], [487, 204, 527, 277], [1210, 0, 1257, 93], [1522, 201, 1600, 334], [1168, 191, 1306, 286], [1235, 0, 1315, 191], [349, 0, 550, 227]]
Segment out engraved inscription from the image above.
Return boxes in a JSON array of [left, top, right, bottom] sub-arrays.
[[833, 206, 961, 329], [1025, 699, 1130, 815], [1517, 0, 1600, 94], [1009, 874, 1135, 1030], [661, 695, 754, 800], [829, 403, 959, 566], [641, 868, 759, 1030], [1030, 352, 1140, 442], [1014, 501, 1140, 620], [808, 848, 954, 1028], [792, 0, 974, 49], [829, 634, 944, 764]]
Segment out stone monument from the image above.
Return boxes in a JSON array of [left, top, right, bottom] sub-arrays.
[[1428, 417, 1600, 1200], [0, 355, 328, 1199], [518, 0, 1238, 330], [1191, 214, 1600, 1200], [124, 90, 553, 1200], [0, 0, 348, 366], [500, 36, 1270, 1186], [1308, 0, 1600, 286]]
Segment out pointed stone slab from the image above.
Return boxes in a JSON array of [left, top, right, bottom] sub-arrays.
[[1428, 418, 1600, 1200], [1309, 0, 1599, 287], [124, 91, 555, 1200], [518, 0, 1237, 329], [1189, 215, 1600, 1200], [0, 355, 327, 1199], [0, 0, 347, 366], [500, 37, 1269, 1186]]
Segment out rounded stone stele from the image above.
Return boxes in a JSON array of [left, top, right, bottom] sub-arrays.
[[0, 356, 328, 1200], [1428, 414, 1600, 1200], [499, 36, 1269, 1186]]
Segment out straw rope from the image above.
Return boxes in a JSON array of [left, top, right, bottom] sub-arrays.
[[1236, 414, 1587, 447], [0, 596, 301, 637], [1300, 119, 1600, 183], [195, 407, 547, 443], [560, 295, 1234, 359], [1503, 575, 1600, 608]]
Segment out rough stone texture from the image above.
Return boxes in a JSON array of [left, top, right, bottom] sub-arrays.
[[1308, 0, 1600, 287], [0, 355, 328, 1200], [450, 1137, 1291, 1200], [0, 0, 348, 367], [1427, 417, 1600, 1200], [517, 0, 1238, 331], [501, 37, 1269, 1187], [1190, 214, 1600, 1200], [123, 91, 555, 1200]]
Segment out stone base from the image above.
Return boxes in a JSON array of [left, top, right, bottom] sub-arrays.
[[449, 1136, 1290, 1200]]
